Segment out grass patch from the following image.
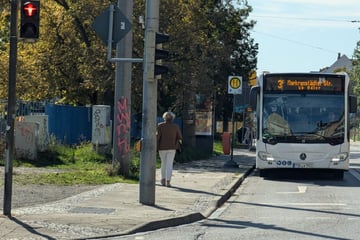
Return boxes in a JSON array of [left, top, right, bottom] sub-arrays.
[[13, 168, 136, 185], [1, 142, 140, 185], [1, 140, 223, 186]]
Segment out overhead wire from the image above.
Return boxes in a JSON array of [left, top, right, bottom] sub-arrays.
[[251, 15, 360, 24], [251, 30, 337, 54], [249, 15, 359, 54]]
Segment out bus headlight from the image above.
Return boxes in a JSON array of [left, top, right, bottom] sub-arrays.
[[258, 151, 275, 161], [331, 152, 348, 162]]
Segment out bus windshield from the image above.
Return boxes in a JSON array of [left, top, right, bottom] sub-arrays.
[[263, 93, 344, 145]]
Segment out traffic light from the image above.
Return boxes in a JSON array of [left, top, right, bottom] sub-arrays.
[[20, 0, 40, 40], [155, 32, 169, 76]]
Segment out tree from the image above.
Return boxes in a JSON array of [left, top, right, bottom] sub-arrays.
[[0, 3, 11, 98], [0, 1, 116, 105], [0, 0, 260, 180], [208, 1, 258, 123], [0, 0, 258, 133], [35, 1, 115, 105], [155, 0, 258, 142], [352, 39, 360, 102]]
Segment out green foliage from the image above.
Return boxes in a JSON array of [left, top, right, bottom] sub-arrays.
[[154, 0, 258, 119], [352, 40, 360, 105], [73, 143, 107, 163], [33, 142, 107, 167], [129, 156, 141, 179]]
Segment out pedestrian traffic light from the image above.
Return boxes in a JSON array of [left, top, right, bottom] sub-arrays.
[[20, 0, 40, 40], [155, 32, 169, 76]]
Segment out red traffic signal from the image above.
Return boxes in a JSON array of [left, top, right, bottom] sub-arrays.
[[20, 0, 40, 39], [23, 2, 38, 17]]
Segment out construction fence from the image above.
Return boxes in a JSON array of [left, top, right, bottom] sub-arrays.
[[0, 100, 94, 160]]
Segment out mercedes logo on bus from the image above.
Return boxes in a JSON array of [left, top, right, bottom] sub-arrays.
[[299, 153, 307, 160]]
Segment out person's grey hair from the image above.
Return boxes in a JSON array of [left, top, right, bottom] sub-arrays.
[[163, 111, 175, 121]]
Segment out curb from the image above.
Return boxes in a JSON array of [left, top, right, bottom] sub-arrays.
[[210, 165, 255, 214]]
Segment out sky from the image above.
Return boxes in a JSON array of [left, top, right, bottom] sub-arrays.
[[248, 0, 360, 74]]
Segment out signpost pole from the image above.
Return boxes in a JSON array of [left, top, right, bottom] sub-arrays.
[[224, 76, 241, 168], [224, 94, 238, 168], [112, 0, 133, 177]]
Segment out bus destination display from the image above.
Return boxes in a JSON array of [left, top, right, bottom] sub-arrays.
[[264, 75, 344, 92]]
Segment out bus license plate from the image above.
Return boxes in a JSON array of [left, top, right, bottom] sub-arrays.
[[294, 163, 312, 168]]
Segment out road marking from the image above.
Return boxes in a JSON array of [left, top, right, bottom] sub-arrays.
[[277, 186, 307, 194], [298, 186, 307, 193], [281, 203, 346, 206], [349, 169, 360, 181], [261, 202, 346, 206], [305, 217, 332, 220]]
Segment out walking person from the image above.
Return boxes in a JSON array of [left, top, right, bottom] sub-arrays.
[[157, 111, 182, 187]]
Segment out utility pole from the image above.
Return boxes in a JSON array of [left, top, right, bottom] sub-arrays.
[[139, 0, 159, 205], [113, 0, 133, 177], [3, 0, 19, 216]]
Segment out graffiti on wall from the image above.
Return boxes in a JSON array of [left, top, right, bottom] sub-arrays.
[[40, 117, 49, 150], [22, 115, 49, 152], [92, 106, 111, 145], [15, 122, 38, 160], [116, 97, 131, 158], [93, 108, 103, 139]]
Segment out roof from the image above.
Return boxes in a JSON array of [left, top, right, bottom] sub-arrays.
[[320, 54, 353, 73]]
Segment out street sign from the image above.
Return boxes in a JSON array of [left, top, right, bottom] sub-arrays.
[[228, 76, 242, 94], [92, 5, 132, 47], [248, 70, 257, 86]]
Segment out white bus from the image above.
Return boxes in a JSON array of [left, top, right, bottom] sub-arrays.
[[250, 72, 357, 179]]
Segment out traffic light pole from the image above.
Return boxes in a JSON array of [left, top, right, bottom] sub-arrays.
[[139, 0, 159, 205], [3, 0, 19, 216]]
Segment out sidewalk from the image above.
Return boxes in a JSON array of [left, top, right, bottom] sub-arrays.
[[0, 149, 255, 240]]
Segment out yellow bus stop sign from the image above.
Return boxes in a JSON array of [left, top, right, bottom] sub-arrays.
[[228, 76, 242, 94]]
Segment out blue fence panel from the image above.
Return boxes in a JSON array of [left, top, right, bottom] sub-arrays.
[[131, 114, 142, 140], [44, 104, 183, 145], [45, 104, 92, 145]]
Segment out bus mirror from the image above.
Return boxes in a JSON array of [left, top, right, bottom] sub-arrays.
[[349, 95, 357, 113], [249, 86, 259, 110]]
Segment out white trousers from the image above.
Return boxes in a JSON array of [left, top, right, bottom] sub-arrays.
[[159, 149, 176, 181]]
